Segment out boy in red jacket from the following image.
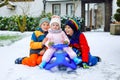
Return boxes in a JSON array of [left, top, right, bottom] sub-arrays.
[[64, 18, 101, 68]]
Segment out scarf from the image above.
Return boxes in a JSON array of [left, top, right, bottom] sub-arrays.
[[69, 30, 81, 44], [48, 28, 62, 33]]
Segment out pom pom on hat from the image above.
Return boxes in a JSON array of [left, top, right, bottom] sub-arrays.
[[39, 18, 50, 26], [50, 15, 61, 28], [65, 18, 79, 31]]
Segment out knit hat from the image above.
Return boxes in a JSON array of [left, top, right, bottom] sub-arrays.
[[65, 18, 79, 31], [50, 16, 61, 28], [39, 17, 50, 26]]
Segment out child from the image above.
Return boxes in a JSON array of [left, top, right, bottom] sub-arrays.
[[39, 15, 82, 68], [15, 17, 50, 66], [64, 18, 101, 68]]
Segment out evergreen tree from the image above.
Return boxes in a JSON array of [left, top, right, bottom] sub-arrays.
[[114, 0, 120, 22]]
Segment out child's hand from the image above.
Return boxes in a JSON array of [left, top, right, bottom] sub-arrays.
[[82, 63, 89, 69], [48, 42, 54, 47], [39, 49, 46, 55], [63, 41, 68, 45]]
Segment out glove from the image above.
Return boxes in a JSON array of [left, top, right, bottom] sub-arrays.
[[39, 49, 46, 55], [63, 41, 68, 45], [82, 63, 89, 69], [48, 42, 54, 47]]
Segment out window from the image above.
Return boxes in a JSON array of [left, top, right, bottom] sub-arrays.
[[9, 0, 34, 2], [52, 4, 61, 16], [66, 3, 75, 16]]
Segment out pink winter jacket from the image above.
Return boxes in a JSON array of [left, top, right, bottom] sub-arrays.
[[45, 30, 70, 47]]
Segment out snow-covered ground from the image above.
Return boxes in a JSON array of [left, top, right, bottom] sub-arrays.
[[0, 30, 120, 80], [0, 31, 32, 47]]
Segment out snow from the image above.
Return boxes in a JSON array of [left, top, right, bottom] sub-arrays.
[[0, 31, 32, 47], [0, 30, 120, 80]]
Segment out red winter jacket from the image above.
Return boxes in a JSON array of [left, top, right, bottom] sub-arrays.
[[70, 33, 90, 63]]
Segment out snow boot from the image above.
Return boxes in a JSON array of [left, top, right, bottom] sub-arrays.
[[96, 56, 101, 62], [39, 61, 46, 69], [15, 57, 23, 64], [73, 57, 82, 65]]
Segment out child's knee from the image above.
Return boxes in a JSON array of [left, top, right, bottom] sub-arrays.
[[30, 60, 37, 66], [37, 56, 43, 65], [29, 54, 39, 66], [22, 54, 39, 66]]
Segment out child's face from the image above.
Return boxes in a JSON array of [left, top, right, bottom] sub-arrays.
[[64, 25, 74, 36], [40, 22, 50, 32], [51, 22, 60, 30]]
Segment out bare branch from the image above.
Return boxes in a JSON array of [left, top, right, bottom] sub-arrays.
[[0, 0, 9, 7]]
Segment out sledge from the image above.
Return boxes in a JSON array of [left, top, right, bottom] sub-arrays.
[[44, 44, 77, 70]]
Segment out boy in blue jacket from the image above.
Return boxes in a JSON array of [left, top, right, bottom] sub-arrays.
[[15, 18, 50, 66]]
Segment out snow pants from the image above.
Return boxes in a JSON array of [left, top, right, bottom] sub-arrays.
[[42, 47, 77, 62], [22, 54, 42, 66], [88, 54, 99, 66], [78, 53, 99, 66], [72, 48, 99, 66]]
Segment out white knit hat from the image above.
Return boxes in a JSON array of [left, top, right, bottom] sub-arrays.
[[50, 16, 61, 28]]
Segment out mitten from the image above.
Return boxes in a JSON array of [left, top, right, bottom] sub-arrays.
[[82, 63, 89, 69], [39, 49, 46, 55], [48, 42, 54, 47], [63, 40, 68, 45]]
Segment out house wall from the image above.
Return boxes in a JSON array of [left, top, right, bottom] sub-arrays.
[[0, 0, 118, 18], [46, 1, 81, 17], [75, 1, 81, 17], [112, 0, 118, 16], [0, 0, 43, 17], [46, 2, 67, 16]]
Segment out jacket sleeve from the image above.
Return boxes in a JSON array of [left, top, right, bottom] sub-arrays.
[[44, 33, 50, 47], [62, 31, 70, 44], [79, 33, 90, 63], [30, 31, 44, 49]]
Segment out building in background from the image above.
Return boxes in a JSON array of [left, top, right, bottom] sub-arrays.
[[0, 0, 118, 31], [0, 0, 43, 17], [46, 0, 81, 17]]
